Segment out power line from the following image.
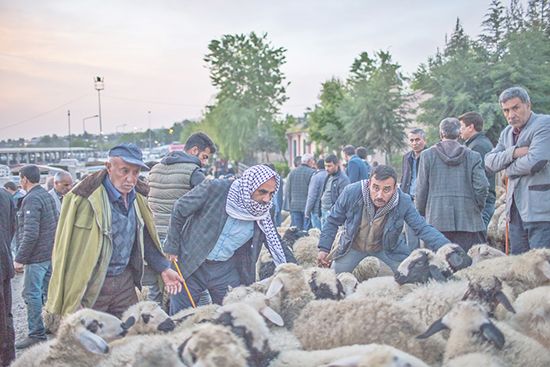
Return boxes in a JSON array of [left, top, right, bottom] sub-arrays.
[[0, 93, 90, 131]]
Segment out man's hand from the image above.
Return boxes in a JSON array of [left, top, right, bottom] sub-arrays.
[[513, 146, 529, 159], [317, 251, 331, 268], [161, 268, 184, 295], [166, 254, 178, 263], [13, 261, 24, 273]]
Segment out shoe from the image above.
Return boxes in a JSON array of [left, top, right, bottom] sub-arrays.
[[15, 336, 45, 349]]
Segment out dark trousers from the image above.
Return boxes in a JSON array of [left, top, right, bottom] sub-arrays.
[[440, 231, 487, 252], [92, 268, 138, 319], [0, 277, 15, 367], [509, 200, 550, 254], [169, 257, 240, 315]]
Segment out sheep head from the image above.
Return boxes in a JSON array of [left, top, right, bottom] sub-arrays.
[[121, 301, 175, 335], [436, 243, 472, 272], [394, 249, 452, 285], [461, 277, 516, 315], [417, 301, 505, 350]]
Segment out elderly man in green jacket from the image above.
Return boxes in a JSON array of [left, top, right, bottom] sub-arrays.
[[45, 144, 183, 326]]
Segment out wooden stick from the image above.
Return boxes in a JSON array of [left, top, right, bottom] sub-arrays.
[[172, 259, 196, 308]]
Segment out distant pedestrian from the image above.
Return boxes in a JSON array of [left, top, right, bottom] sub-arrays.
[[416, 118, 488, 251], [48, 171, 73, 213], [284, 153, 315, 229], [400, 128, 427, 250], [320, 154, 350, 228], [304, 159, 328, 230], [14, 165, 59, 349], [356, 146, 371, 172], [459, 112, 496, 228], [486, 86, 550, 253], [343, 145, 370, 183], [0, 188, 16, 366]]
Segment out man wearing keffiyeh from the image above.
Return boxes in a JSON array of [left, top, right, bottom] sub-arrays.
[[165, 164, 289, 314], [317, 165, 452, 274]]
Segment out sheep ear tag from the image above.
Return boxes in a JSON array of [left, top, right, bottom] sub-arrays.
[[260, 306, 284, 327], [76, 328, 109, 354], [266, 278, 284, 298], [325, 355, 361, 367]]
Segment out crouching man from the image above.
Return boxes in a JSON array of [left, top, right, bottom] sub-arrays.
[[317, 165, 450, 273]]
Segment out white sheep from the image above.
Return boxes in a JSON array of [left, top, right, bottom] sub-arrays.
[[352, 257, 387, 282], [293, 236, 319, 268], [13, 309, 126, 367], [444, 353, 506, 367], [394, 248, 453, 285], [348, 276, 418, 302], [507, 285, 550, 348], [417, 301, 550, 367], [292, 297, 446, 366], [467, 244, 505, 265], [307, 227, 321, 238], [336, 272, 359, 298], [120, 300, 175, 335], [455, 248, 550, 297]]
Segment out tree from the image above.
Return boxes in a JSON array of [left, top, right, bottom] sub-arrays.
[[201, 32, 289, 162], [339, 50, 409, 161], [307, 78, 347, 149], [480, 0, 507, 60]]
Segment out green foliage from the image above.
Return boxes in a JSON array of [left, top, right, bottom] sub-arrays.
[[307, 78, 346, 149], [201, 32, 289, 162], [412, 6, 550, 144]]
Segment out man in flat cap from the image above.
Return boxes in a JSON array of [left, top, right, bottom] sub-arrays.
[[45, 144, 183, 325]]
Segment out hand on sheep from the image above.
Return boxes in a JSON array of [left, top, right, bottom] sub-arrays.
[[317, 251, 331, 268], [161, 268, 184, 295]]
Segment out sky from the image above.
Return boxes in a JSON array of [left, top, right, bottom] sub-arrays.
[[0, 0, 500, 140]]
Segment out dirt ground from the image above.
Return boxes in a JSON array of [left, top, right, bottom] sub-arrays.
[[11, 272, 30, 358]]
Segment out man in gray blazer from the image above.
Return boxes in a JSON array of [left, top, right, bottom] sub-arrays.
[[416, 118, 489, 251], [48, 171, 73, 213], [485, 86, 550, 254]]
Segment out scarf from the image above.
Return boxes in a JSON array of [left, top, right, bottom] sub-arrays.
[[361, 179, 399, 223], [226, 165, 286, 265]]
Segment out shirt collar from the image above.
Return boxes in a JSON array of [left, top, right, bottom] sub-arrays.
[[103, 175, 135, 205]]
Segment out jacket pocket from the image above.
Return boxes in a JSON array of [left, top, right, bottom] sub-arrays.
[[528, 184, 550, 191], [74, 212, 93, 229]]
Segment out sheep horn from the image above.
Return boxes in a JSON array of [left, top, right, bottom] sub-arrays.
[[495, 291, 516, 313], [481, 322, 505, 349], [417, 318, 448, 339]]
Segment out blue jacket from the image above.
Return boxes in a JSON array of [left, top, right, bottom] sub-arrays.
[[318, 182, 449, 262], [346, 155, 370, 183]]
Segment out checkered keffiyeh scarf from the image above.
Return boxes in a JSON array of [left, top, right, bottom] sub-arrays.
[[226, 165, 286, 265], [361, 179, 399, 223]]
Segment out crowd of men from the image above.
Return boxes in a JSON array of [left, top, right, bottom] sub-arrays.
[[1, 86, 549, 366]]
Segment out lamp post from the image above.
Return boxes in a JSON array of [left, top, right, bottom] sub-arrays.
[[148, 110, 152, 153], [94, 76, 104, 136], [67, 110, 72, 151], [82, 114, 99, 134]]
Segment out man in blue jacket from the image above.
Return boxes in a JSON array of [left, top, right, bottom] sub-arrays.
[[343, 145, 370, 183], [317, 165, 450, 273]]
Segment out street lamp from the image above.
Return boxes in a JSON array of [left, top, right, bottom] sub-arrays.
[[148, 110, 152, 152], [94, 76, 104, 136], [67, 110, 72, 151], [83, 114, 99, 134]]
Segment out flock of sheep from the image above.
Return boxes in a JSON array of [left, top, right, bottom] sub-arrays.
[[11, 226, 550, 367]]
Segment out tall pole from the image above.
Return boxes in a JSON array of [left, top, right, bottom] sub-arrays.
[[148, 110, 152, 153], [94, 76, 105, 140], [67, 110, 72, 151]]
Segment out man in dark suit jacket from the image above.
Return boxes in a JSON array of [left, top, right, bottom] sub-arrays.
[[459, 112, 496, 228]]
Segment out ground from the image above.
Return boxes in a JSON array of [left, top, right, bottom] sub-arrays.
[[11, 272, 30, 357]]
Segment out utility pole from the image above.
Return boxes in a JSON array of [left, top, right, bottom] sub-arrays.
[[94, 76, 104, 138], [148, 110, 152, 153], [67, 110, 72, 151]]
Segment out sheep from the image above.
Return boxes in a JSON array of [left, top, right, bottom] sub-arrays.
[[259, 226, 309, 279], [13, 309, 127, 367], [336, 272, 359, 298], [352, 257, 382, 282], [394, 248, 453, 285], [444, 353, 506, 367], [348, 276, 418, 302], [120, 300, 175, 335], [454, 248, 550, 297], [507, 285, 550, 348], [435, 243, 472, 272], [171, 304, 220, 331], [293, 236, 319, 268], [467, 244, 505, 265], [266, 263, 345, 328], [398, 276, 515, 330], [292, 297, 446, 366], [307, 227, 321, 238], [417, 301, 550, 367], [271, 344, 430, 367]]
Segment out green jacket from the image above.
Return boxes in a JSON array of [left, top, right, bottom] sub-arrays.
[[45, 170, 163, 317]]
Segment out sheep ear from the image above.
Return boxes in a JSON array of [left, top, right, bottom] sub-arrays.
[[481, 322, 505, 349], [266, 278, 284, 298], [325, 355, 361, 367], [428, 265, 447, 282], [76, 329, 109, 354], [122, 316, 136, 330], [417, 318, 448, 339], [537, 260, 550, 280], [496, 291, 516, 313], [260, 306, 284, 327], [448, 252, 472, 271]]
